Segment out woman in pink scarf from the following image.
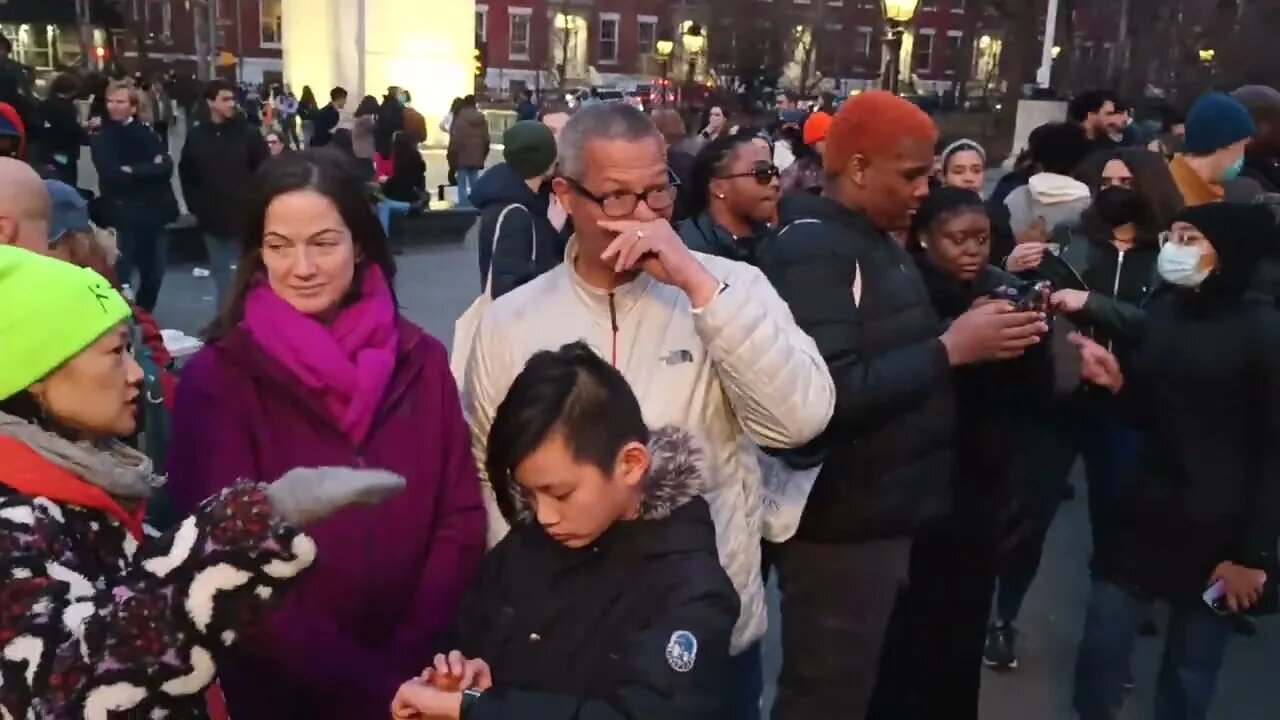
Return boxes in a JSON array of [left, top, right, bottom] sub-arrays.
[[166, 150, 486, 720]]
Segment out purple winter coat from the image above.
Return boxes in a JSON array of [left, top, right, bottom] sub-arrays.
[[167, 318, 486, 720]]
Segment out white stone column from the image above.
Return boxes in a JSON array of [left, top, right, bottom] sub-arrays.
[[282, 0, 476, 145]]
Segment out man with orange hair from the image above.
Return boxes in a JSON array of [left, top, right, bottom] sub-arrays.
[[760, 91, 1048, 719]]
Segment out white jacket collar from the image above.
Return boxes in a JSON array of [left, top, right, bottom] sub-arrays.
[[564, 236, 658, 320]]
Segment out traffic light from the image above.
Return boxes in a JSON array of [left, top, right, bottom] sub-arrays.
[[474, 42, 488, 78], [95, 45, 109, 62]]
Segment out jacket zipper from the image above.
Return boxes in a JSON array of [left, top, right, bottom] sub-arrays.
[[608, 292, 619, 367], [1108, 249, 1126, 352]]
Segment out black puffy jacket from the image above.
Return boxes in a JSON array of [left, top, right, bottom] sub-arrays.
[[451, 428, 739, 720], [761, 194, 955, 542]]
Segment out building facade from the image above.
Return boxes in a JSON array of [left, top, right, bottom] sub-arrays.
[[115, 0, 283, 85]]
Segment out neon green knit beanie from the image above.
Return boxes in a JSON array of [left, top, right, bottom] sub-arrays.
[[0, 246, 131, 401]]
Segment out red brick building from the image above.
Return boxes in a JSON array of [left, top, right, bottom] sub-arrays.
[[115, 0, 283, 84], [476, 0, 684, 95]]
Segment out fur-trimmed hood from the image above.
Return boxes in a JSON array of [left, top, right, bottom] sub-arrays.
[[506, 425, 711, 530]]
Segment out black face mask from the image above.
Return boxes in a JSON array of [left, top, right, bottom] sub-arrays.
[[1093, 185, 1144, 227]]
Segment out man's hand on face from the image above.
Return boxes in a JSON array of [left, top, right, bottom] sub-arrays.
[[598, 219, 721, 308]]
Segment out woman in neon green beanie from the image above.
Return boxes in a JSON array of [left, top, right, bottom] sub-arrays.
[[0, 245, 405, 718]]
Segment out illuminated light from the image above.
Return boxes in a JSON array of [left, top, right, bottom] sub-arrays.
[[282, 0, 474, 146], [95, 46, 107, 59]]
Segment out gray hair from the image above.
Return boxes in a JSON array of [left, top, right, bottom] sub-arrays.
[[558, 103, 664, 180]]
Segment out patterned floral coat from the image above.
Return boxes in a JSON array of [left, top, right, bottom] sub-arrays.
[[0, 482, 316, 719]]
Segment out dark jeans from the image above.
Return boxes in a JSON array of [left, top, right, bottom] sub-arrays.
[[1074, 579, 1232, 720], [202, 234, 238, 312], [115, 220, 167, 312], [867, 526, 997, 720], [50, 155, 78, 187], [154, 120, 170, 151], [772, 538, 912, 720], [994, 391, 1142, 624], [722, 642, 763, 720], [283, 115, 301, 148]]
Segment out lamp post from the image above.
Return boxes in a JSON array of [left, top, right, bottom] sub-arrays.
[[656, 36, 674, 105], [881, 0, 919, 95], [680, 22, 705, 108]]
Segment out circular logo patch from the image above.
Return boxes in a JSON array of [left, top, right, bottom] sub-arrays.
[[665, 630, 698, 672]]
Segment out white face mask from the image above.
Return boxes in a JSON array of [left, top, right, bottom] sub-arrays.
[[1158, 242, 1211, 287]]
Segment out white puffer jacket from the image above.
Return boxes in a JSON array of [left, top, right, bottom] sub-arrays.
[[461, 242, 835, 654]]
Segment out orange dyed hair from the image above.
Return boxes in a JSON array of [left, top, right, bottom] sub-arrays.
[[824, 91, 939, 175]]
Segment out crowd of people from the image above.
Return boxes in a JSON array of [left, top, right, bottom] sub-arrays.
[[0, 37, 1277, 720]]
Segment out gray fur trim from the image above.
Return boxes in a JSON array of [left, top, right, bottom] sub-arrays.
[[506, 425, 709, 525]]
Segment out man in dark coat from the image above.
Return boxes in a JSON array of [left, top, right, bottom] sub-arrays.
[[447, 96, 491, 208], [759, 91, 1047, 720], [310, 86, 347, 148], [375, 86, 406, 159], [179, 78, 269, 311]]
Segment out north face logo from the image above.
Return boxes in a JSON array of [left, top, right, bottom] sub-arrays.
[[661, 350, 694, 365]]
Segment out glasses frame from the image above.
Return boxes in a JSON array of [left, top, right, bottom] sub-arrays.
[[714, 162, 781, 186], [560, 173, 681, 219]]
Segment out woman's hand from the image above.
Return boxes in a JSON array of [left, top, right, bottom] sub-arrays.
[[1211, 561, 1268, 613], [1050, 289, 1090, 314], [420, 651, 494, 691], [390, 681, 462, 720], [1069, 332, 1124, 393], [1006, 242, 1046, 273]]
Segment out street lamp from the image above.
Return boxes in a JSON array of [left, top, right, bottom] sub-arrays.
[[656, 36, 674, 105], [681, 22, 705, 105], [881, 0, 919, 95]]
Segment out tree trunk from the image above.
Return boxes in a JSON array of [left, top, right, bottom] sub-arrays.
[[993, 0, 1042, 157]]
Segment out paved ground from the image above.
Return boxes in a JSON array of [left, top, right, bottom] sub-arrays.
[[92, 119, 1277, 720]]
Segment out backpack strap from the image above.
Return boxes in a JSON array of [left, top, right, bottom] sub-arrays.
[[483, 203, 532, 296]]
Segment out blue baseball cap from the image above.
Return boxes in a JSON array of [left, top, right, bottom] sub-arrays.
[[44, 180, 92, 245]]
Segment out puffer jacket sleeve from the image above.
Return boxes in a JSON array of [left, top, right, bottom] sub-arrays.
[[461, 310, 521, 548], [0, 485, 315, 719], [690, 258, 835, 449], [466, 551, 738, 720]]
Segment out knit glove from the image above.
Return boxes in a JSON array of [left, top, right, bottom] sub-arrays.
[[264, 467, 406, 528]]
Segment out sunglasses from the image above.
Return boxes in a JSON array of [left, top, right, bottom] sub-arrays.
[[715, 162, 780, 186]]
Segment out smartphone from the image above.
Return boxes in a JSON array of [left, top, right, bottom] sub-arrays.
[[1203, 579, 1232, 616]]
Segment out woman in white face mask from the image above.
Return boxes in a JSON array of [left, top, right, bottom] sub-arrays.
[[1156, 221, 1218, 287], [1073, 202, 1280, 720]]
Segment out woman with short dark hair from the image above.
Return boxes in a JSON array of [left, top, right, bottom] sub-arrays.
[[167, 150, 485, 720]]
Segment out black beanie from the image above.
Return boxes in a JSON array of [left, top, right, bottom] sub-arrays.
[[1175, 202, 1278, 306]]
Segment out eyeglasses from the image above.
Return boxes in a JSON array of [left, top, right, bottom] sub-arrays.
[[561, 176, 679, 218], [715, 162, 780, 186], [1158, 230, 1206, 247]]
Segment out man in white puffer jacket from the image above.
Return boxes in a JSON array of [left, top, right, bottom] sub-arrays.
[[461, 103, 835, 720]]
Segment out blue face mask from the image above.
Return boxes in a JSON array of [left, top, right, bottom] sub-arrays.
[[1222, 156, 1245, 182]]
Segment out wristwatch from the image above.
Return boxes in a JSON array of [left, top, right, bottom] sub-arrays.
[[460, 688, 483, 718]]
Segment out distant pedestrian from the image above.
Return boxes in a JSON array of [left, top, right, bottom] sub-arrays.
[[515, 89, 537, 121], [447, 95, 490, 208], [277, 88, 301, 148], [310, 85, 346, 147], [35, 72, 88, 186], [352, 94, 380, 159], [375, 86, 406, 159], [90, 80, 179, 312], [179, 78, 270, 311], [401, 89, 428, 145]]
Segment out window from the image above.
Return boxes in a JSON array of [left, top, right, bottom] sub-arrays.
[[946, 31, 962, 74], [599, 14, 619, 64], [951, 0, 966, 11], [156, 2, 172, 41], [854, 26, 874, 59], [637, 16, 657, 54], [828, 0, 845, 5], [920, 0, 937, 10], [259, 0, 282, 47], [509, 8, 532, 60], [914, 29, 935, 72], [476, 5, 488, 44]]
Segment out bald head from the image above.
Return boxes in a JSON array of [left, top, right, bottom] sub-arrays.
[[0, 158, 51, 253]]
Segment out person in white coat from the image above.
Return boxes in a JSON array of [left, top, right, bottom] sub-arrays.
[[461, 103, 835, 720]]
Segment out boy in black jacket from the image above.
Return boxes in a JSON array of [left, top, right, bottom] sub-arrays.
[[392, 342, 738, 720]]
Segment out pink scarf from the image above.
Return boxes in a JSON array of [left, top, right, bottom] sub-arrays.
[[243, 265, 398, 446]]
